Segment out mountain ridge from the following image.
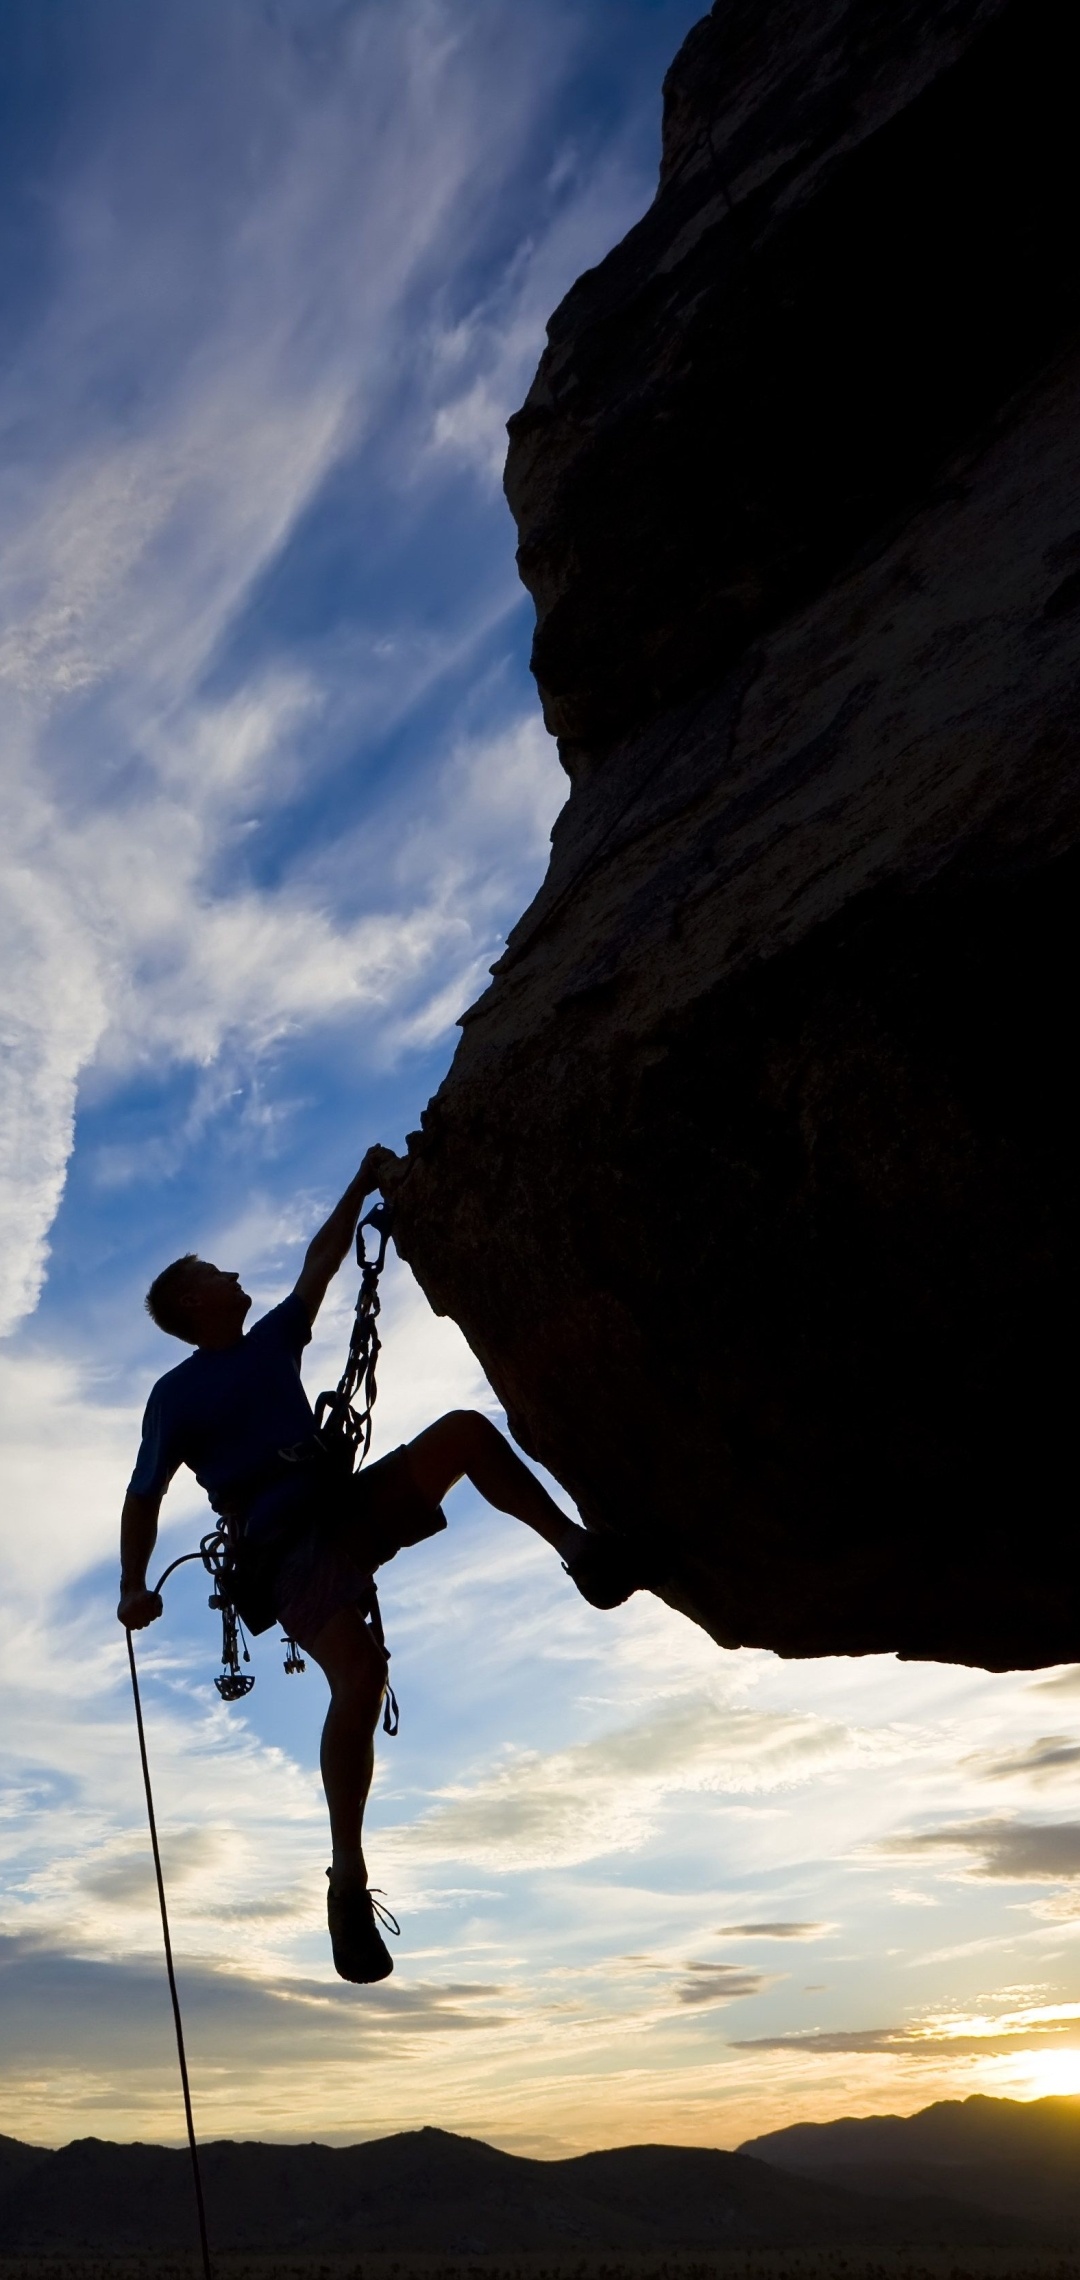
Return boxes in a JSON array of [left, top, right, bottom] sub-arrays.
[[1, 2100, 1078, 2253], [741, 2090, 1080, 2234]]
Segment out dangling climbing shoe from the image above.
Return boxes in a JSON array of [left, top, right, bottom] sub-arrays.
[[326, 1873, 399, 1983], [563, 1531, 662, 1610]]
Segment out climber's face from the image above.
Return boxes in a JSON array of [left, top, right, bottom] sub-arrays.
[[181, 1261, 252, 1348]]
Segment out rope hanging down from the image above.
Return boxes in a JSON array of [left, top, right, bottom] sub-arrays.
[[126, 1629, 213, 2280]]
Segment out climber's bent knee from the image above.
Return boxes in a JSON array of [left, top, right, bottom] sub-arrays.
[[403, 1410, 491, 1502], [363, 1441, 449, 1553]]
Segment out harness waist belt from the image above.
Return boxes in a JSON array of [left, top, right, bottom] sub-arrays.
[[212, 1457, 289, 1520]]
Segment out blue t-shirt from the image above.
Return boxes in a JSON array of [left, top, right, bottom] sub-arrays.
[[128, 1293, 315, 1512]]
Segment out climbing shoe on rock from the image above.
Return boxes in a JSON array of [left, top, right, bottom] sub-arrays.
[[563, 1530, 662, 1610], [326, 1874, 398, 1983]]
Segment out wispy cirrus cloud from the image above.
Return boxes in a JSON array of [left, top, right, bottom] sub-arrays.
[[886, 1818, 1080, 1882], [962, 1737, 1080, 1784], [675, 1962, 775, 2008], [735, 1998, 1080, 2059], [713, 1921, 831, 1940], [1, 0, 631, 1332], [385, 1697, 872, 1870], [0, 1929, 507, 2052], [1030, 1666, 1080, 1697]]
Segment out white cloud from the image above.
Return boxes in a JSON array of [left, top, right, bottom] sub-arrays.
[[425, 138, 655, 487], [675, 1961, 775, 2007], [962, 1735, 1080, 1785], [713, 1920, 832, 1939], [1029, 1665, 1080, 1697], [0, 1346, 145, 1598], [888, 1817, 1080, 1883], [0, 2, 580, 1335], [308, 1251, 497, 1460], [384, 1696, 868, 1870], [0, 808, 109, 1331]]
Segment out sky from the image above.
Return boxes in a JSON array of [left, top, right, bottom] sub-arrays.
[[3, 0, 1080, 2164]]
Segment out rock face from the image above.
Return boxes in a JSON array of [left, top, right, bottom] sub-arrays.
[[388, 0, 1080, 1669]]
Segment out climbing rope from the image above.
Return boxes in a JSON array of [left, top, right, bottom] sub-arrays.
[[126, 1628, 213, 2280]]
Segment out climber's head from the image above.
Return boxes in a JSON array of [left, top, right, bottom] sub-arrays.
[[145, 1255, 251, 1348]]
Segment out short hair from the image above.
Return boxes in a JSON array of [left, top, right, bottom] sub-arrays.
[[145, 1254, 202, 1341]]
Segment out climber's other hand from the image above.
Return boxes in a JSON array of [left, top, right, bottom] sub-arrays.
[[118, 1586, 163, 1630]]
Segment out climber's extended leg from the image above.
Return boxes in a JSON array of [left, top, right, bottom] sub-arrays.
[[308, 1604, 395, 1983], [402, 1409, 658, 1609], [404, 1410, 569, 1546]]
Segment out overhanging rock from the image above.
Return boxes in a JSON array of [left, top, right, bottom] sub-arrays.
[[386, 0, 1080, 1670]]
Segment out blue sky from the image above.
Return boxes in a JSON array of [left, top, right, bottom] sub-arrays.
[[4, 0, 1080, 2158]]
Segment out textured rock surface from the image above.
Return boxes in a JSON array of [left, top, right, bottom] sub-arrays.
[[388, 0, 1080, 1669]]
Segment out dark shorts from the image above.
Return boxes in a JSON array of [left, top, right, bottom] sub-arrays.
[[273, 1444, 446, 1653]]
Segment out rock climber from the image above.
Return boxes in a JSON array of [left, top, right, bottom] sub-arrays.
[[117, 1147, 652, 1985]]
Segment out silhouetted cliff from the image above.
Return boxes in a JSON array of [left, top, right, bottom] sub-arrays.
[[388, 0, 1080, 1669]]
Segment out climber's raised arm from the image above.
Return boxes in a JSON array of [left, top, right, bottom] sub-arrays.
[[118, 1488, 164, 1630], [294, 1144, 395, 1327]]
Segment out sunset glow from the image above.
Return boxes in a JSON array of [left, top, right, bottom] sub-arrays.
[[3, 0, 1080, 2158]]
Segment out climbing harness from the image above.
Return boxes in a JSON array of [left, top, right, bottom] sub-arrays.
[[122, 1199, 397, 2279]]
